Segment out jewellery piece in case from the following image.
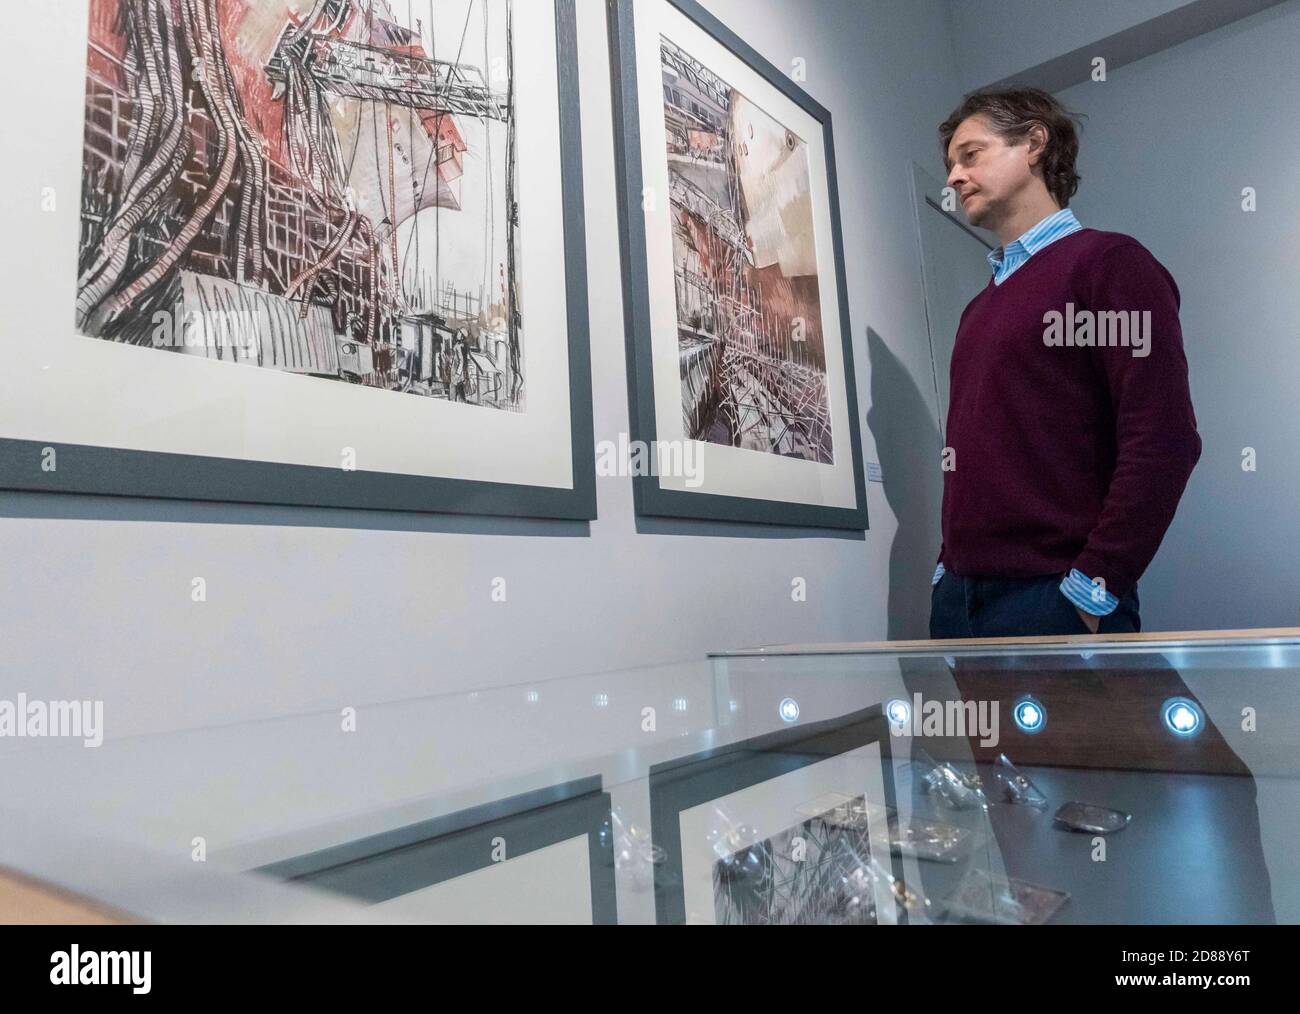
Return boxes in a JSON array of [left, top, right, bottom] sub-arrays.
[[943, 868, 1070, 925], [1053, 801, 1131, 834], [915, 749, 986, 810], [994, 753, 1049, 809]]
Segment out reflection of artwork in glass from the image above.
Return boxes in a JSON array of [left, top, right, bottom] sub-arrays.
[[944, 869, 1070, 925], [711, 796, 877, 925], [78, 0, 524, 410], [661, 38, 832, 463]]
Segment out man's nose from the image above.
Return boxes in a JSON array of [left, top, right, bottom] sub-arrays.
[[947, 165, 967, 190]]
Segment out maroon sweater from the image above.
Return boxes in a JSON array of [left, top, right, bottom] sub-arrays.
[[939, 229, 1201, 598]]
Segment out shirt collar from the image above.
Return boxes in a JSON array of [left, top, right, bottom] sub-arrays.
[[987, 207, 1082, 271]]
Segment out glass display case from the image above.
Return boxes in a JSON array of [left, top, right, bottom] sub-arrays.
[[2, 630, 1297, 924]]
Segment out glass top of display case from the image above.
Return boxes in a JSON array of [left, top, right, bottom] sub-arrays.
[[717, 626, 1300, 656], [2, 629, 1297, 924]]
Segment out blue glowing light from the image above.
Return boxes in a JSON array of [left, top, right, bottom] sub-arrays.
[[779, 697, 800, 723], [1162, 697, 1204, 737], [1013, 695, 1047, 733], [886, 698, 911, 727]]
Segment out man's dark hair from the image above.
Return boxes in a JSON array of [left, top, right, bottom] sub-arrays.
[[939, 88, 1085, 207]]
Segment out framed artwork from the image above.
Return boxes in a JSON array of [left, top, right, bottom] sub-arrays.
[[258, 776, 618, 924], [0, 0, 594, 520], [608, 0, 868, 528], [647, 705, 904, 924]]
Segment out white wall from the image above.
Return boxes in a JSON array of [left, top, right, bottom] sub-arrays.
[[943, 0, 1198, 91], [0, 0, 962, 739]]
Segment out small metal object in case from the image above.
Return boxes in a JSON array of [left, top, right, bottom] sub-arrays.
[[994, 753, 1049, 809], [1053, 801, 1131, 834], [915, 749, 986, 810]]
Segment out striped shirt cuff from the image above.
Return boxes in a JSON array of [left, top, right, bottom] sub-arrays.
[[932, 563, 945, 587], [1060, 568, 1119, 616]]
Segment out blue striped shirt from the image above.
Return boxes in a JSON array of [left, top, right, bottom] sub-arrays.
[[934, 207, 1120, 618], [988, 207, 1082, 285]]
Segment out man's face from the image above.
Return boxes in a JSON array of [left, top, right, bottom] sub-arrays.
[[945, 114, 1037, 229]]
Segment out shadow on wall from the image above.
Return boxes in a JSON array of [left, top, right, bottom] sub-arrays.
[[865, 326, 944, 641]]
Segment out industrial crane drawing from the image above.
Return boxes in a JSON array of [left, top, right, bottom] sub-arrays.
[[77, 0, 524, 410], [661, 38, 834, 463]]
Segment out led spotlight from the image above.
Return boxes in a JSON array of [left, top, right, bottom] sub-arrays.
[[672, 697, 689, 713], [592, 693, 609, 709], [778, 697, 800, 723], [525, 690, 540, 704], [886, 698, 911, 727], [1012, 695, 1046, 734], [1162, 697, 1204, 737]]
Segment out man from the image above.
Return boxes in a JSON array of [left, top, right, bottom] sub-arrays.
[[438, 339, 453, 398], [452, 330, 469, 403], [930, 87, 1201, 638]]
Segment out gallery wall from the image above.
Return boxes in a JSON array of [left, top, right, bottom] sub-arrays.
[[0, 0, 963, 739], [942, 0, 1197, 92]]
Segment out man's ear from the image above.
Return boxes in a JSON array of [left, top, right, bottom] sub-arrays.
[[1025, 122, 1049, 167]]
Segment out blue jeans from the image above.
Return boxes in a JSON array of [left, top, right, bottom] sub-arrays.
[[929, 571, 1140, 639]]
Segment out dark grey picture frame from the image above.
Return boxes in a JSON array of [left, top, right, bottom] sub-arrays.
[[647, 704, 901, 924], [0, 0, 595, 522], [607, 0, 869, 529], [257, 776, 618, 925]]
